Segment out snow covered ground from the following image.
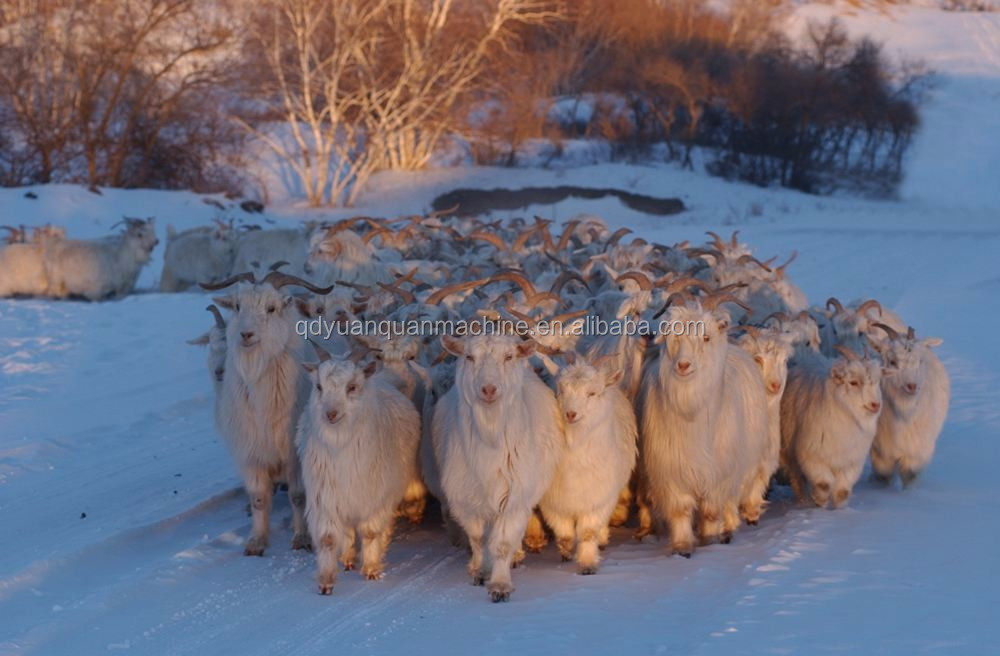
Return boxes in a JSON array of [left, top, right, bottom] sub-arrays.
[[2, 3, 1000, 655]]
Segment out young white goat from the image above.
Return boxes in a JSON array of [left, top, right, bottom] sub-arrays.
[[869, 324, 950, 486], [431, 333, 564, 602], [204, 270, 332, 555], [639, 293, 768, 556], [781, 346, 890, 508], [297, 343, 420, 594], [540, 355, 637, 574], [44, 217, 158, 300]]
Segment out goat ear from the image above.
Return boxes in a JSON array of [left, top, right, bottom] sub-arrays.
[[362, 361, 377, 377], [441, 334, 464, 356], [605, 368, 624, 387], [187, 332, 210, 346], [212, 295, 234, 310], [923, 337, 943, 348], [302, 362, 317, 374], [516, 341, 536, 358]]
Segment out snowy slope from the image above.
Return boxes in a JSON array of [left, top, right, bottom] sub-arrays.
[[3, 3, 1000, 655]]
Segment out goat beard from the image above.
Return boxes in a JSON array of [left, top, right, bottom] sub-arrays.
[[233, 344, 272, 384]]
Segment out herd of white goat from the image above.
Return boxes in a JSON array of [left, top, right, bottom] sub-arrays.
[[0, 212, 949, 602]]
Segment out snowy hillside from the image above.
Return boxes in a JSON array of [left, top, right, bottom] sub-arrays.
[[2, 3, 1000, 655]]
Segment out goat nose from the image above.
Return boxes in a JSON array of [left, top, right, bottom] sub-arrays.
[[241, 331, 254, 341], [677, 361, 691, 373], [769, 381, 782, 393], [481, 384, 497, 398], [565, 411, 577, 422], [905, 383, 917, 393], [326, 409, 339, 422], [869, 402, 881, 412]]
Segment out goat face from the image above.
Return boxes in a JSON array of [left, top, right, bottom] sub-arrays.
[[303, 359, 372, 429], [125, 218, 159, 257], [556, 361, 622, 425], [214, 283, 295, 381], [874, 336, 941, 414], [739, 334, 793, 398], [831, 357, 888, 418], [657, 303, 728, 384], [441, 334, 534, 406]]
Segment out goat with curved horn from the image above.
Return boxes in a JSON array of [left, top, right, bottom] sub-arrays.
[[826, 297, 845, 314], [616, 271, 653, 291], [856, 299, 883, 317]]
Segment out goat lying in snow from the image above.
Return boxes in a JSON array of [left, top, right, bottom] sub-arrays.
[[431, 333, 564, 602], [869, 324, 950, 486], [639, 292, 769, 556], [203, 269, 333, 555], [296, 343, 420, 594], [540, 355, 637, 574], [44, 217, 158, 300], [781, 345, 890, 508]]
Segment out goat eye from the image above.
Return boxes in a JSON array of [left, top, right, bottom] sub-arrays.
[[316, 384, 322, 391], [408, 354, 415, 360], [316, 307, 324, 315], [466, 355, 474, 362], [375, 354, 383, 360], [504, 354, 513, 361], [850, 381, 860, 387], [703, 335, 710, 343], [347, 384, 357, 393], [267, 305, 276, 314], [587, 392, 596, 397]]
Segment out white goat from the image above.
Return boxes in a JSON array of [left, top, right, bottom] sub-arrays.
[[205, 269, 332, 555], [0, 226, 66, 297], [305, 227, 392, 287], [431, 333, 564, 602], [781, 346, 890, 508], [733, 326, 794, 523], [161, 222, 237, 292], [869, 324, 950, 486], [44, 217, 158, 300], [540, 355, 637, 574], [639, 293, 768, 555], [231, 227, 309, 277], [297, 344, 420, 594]]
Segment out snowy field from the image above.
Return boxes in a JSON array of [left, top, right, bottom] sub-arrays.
[[2, 3, 1000, 655]]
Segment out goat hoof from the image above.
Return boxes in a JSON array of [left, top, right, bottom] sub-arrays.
[[487, 582, 513, 602], [721, 532, 733, 544], [291, 533, 312, 551], [317, 582, 334, 595], [244, 536, 267, 556], [362, 567, 383, 581], [672, 543, 693, 558], [472, 575, 485, 586], [577, 565, 598, 576], [745, 519, 758, 527]]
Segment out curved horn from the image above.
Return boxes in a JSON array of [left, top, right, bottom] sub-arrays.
[[736, 254, 772, 272], [466, 231, 507, 251], [834, 344, 859, 361], [907, 326, 915, 340], [261, 271, 334, 294], [775, 251, 797, 279], [872, 322, 900, 341], [730, 230, 740, 248], [206, 304, 226, 329], [604, 227, 633, 250], [377, 282, 416, 305], [685, 247, 724, 264], [615, 271, 653, 291], [488, 271, 537, 297], [425, 278, 490, 306], [556, 220, 581, 251], [268, 260, 290, 272], [362, 227, 390, 245], [703, 294, 753, 316], [705, 230, 726, 251], [856, 299, 883, 317], [762, 311, 791, 326], [308, 338, 333, 362], [199, 271, 256, 290], [826, 297, 845, 314], [512, 227, 538, 252], [652, 292, 693, 320], [661, 276, 711, 294], [550, 270, 590, 295]]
